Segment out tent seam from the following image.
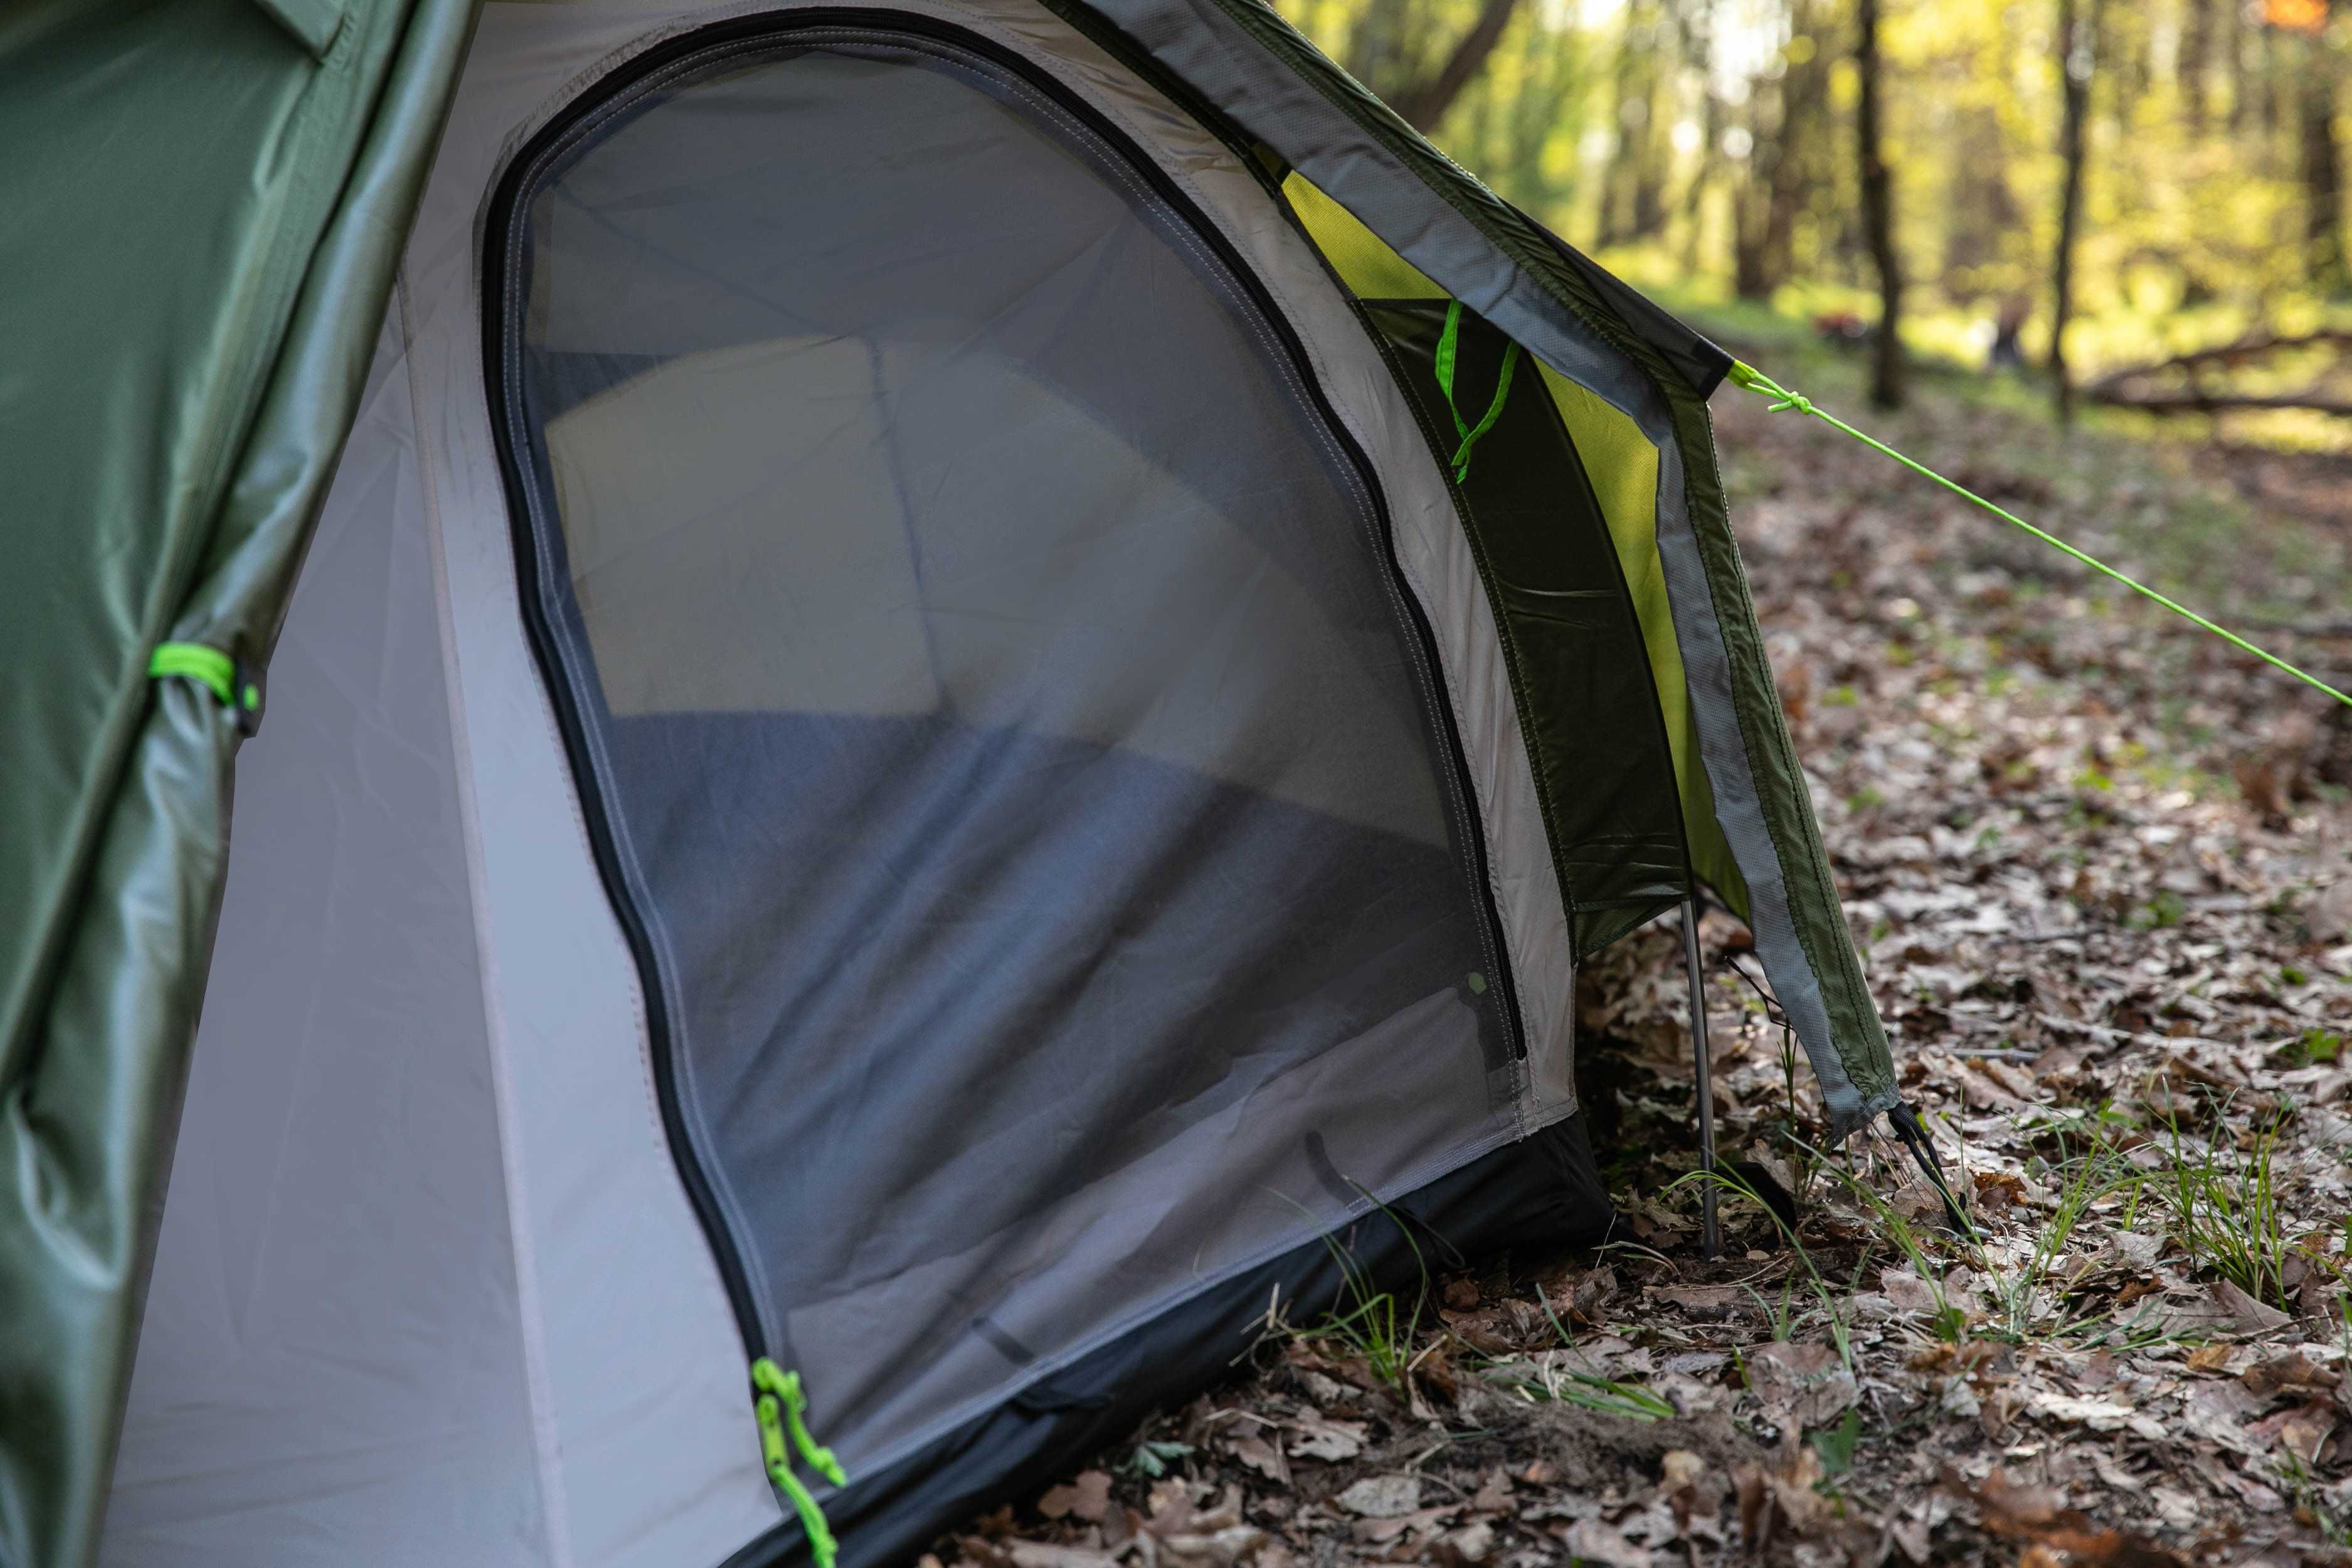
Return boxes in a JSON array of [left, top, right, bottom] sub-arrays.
[[401, 273, 579, 1568], [492, 95, 792, 1359]]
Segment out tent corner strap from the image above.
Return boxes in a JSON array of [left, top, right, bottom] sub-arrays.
[[148, 641, 265, 737]]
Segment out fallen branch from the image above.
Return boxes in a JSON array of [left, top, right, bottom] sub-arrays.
[[2083, 328, 2352, 391], [2087, 388, 2352, 416]]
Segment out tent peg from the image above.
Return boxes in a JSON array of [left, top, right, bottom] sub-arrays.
[[1681, 898, 1720, 1261]]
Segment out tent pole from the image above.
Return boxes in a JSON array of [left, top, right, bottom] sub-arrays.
[[1681, 898, 1720, 1261]]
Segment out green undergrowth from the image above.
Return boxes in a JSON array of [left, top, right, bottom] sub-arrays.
[[1679, 1093, 2340, 1353], [1292, 1200, 1431, 1389]]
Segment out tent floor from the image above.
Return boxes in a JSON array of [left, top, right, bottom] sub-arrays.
[[722, 1115, 1612, 1568]]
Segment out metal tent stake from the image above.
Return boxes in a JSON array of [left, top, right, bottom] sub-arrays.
[[1682, 898, 1720, 1261]]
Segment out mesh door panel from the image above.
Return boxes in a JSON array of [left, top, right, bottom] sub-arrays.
[[494, 25, 1519, 1470]]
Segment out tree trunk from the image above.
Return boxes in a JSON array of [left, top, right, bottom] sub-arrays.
[[1684, 92, 1724, 273], [2051, 0, 2099, 425], [2181, 0, 2213, 132], [1675, 0, 1719, 273], [1343, 0, 1411, 100], [2228, 0, 2250, 134], [1628, 77, 1669, 241], [1733, 167, 1772, 297], [1596, 9, 1643, 248], [2301, 5, 2348, 297], [1764, 3, 1828, 289], [1389, 0, 1523, 133], [1500, 23, 1583, 207], [1856, 0, 1904, 410], [2262, 18, 2285, 166]]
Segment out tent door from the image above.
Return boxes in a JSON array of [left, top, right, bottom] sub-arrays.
[[479, 5, 1531, 1483]]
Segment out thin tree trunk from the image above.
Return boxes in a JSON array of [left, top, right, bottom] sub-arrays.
[[2227, 0, 2250, 134], [2051, 0, 2099, 425], [2263, 19, 2285, 166], [1629, 70, 1669, 240], [2301, 4, 2347, 296], [1684, 88, 1724, 274], [1343, 0, 1411, 98], [1596, 10, 1644, 247], [2181, 0, 2213, 132], [1857, 0, 1903, 410], [1763, 1, 1826, 290], [1675, 0, 1720, 273], [1732, 81, 1774, 296], [1390, 0, 1523, 132]]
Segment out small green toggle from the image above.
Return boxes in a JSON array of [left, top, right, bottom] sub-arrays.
[[1724, 360, 2352, 712], [751, 1358, 845, 1568], [148, 642, 252, 712], [1434, 300, 1522, 485]]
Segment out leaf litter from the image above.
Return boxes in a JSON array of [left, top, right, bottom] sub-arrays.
[[928, 379, 2352, 1564]]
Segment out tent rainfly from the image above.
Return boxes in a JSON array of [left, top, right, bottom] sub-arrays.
[[0, 2, 1899, 1565]]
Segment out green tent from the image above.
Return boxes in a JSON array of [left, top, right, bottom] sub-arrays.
[[0, 2, 1895, 1564]]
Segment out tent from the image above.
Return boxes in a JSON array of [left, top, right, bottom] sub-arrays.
[[0, 2, 1897, 1564]]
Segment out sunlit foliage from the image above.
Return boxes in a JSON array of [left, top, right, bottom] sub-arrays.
[[1281, 0, 2352, 438]]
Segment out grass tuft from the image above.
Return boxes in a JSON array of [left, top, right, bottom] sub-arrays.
[[2142, 1103, 2302, 1310]]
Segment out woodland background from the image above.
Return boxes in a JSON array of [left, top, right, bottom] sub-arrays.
[[1290, 0, 2352, 435]]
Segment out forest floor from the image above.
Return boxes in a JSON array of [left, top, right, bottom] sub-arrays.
[[932, 330, 2352, 1567]]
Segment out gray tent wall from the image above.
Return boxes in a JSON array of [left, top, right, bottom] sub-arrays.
[[94, 1, 1892, 1565]]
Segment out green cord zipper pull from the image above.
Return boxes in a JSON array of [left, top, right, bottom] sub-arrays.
[[751, 1358, 845, 1567], [1434, 300, 1522, 485], [149, 642, 263, 735], [1723, 359, 2352, 711]]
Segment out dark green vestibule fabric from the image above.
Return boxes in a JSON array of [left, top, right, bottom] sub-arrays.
[[1363, 301, 1688, 960], [0, 3, 477, 1562]]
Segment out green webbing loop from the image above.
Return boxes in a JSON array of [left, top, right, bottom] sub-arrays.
[[1725, 361, 2352, 712], [1435, 301, 1522, 485], [148, 642, 257, 713], [751, 1358, 845, 1568]]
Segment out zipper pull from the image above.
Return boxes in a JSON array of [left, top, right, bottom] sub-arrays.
[[751, 1358, 846, 1567]]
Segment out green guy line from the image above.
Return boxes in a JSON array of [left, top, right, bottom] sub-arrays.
[[1724, 360, 2352, 712]]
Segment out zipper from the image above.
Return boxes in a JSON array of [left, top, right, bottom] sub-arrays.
[[481, 56, 779, 1367], [478, 3, 1532, 1402]]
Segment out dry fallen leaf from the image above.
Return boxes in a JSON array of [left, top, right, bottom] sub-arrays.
[[1433, 1520, 1493, 1565], [1227, 1435, 1287, 1487], [1007, 1544, 1118, 1568], [1334, 1476, 1420, 1519], [1745, 1340, 1859, 1430], [1283, 1414, 1364, 1463], [2243, 1350, 2341, 1397], [2213, 1278, 2294, 1334], [2185, 1343, 2235, 1374], [1560, 1517, 1650, 1568], [1036, 1471, 1112, 1525]]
